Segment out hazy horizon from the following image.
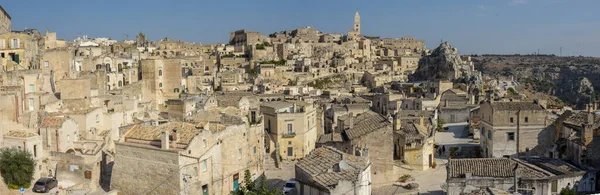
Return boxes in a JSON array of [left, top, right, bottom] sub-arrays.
[[3, 0, 599, 56]]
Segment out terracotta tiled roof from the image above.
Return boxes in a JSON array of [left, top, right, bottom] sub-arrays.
[[317, 133, 344, 144], [563, 111, 600, 129], [4, 130, 37, 138], [296, 147, 368, 191], [491, 102, 543, 111], [448, 158, 551, 179], [125, 122, 201, 145], [41, 117, 66, 128], [343, 111, 390, 139]]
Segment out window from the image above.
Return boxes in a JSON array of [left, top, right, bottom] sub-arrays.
[[159, 69, 163, 76], [525, 117, 529, 123], [488, 131, 492, 140], [287, 124, 293, 134], [510, 117, 514, 123], [237, 149, 242, 159], [253, 146, 257, 155], [11, 39, 19, 49], [106, 76, 110, 82], [507, 132, 515, 141], [33, 145, 37, 157], [29, 84, 34, 93], [201, 160, 207, 172], [287, 147, 293, 156], [203, 139, 207, 148], [28, 98, 34, 111], [96, 114, 99, 123], [174, 88, 179, 93], [159, 83, 163, 88], [44, 61, 49, 67]]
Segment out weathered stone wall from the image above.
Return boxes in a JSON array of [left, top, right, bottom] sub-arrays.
[[439, 108, 470, 123], [111, 143, 181, 195], [57, 78, 92, 100], [351, 126, 394, 187]]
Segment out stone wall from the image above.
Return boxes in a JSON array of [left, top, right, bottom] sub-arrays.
[[351, 126, 394, 187], [110, 143, 181, 195]]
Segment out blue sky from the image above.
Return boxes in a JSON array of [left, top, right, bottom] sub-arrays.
[[2, 0, 599, 56]]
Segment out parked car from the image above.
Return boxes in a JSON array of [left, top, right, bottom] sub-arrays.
[[32, 177, 58, 193], [283, 179, 296, 194]]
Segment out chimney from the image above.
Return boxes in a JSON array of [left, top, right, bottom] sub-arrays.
[[161, 131, 170, 150], [470, 94, 475, 105], [394, 116, 402, 131], [171, 128, 181, 144], [420, 115, 425, 127], [582, 112, 594, 146], [348, 116, 354, 129]]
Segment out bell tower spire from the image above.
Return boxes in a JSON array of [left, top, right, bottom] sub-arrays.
[[354, 9, 361, 34]]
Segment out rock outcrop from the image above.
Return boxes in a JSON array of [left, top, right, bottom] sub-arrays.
[[410, 42, 482, 86], [473, 55, 600, 109]]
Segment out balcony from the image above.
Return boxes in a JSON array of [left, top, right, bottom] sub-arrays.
[[282, 131, 296, 138]]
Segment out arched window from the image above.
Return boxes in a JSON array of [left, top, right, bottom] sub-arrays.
[[159, 83, 163, 88], [159, 69, 163, 76], [174, 88, 180, 93]]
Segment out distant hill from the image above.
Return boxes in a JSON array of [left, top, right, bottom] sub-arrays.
[[472, 55, 600, 109]]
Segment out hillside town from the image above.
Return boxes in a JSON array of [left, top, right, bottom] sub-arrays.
[[0, 4, 599, 195]]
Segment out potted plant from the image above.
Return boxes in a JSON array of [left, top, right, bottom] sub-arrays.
[[399, 174, 412, 183], [431, 162, 437, 169]]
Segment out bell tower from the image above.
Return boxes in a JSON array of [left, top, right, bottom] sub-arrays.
[[354, 10, 361, 34]]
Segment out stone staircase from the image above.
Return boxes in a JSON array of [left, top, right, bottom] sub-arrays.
[[264, 152, 279, 171]]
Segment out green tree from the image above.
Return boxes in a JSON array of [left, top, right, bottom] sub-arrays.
[[0, 148, 36, 189], [560, 188, 576, 195], [231, 170, 281, 195], [507, 87, 518, 96], [437, 119, 446, 131]]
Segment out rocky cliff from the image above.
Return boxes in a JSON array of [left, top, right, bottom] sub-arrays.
[[410, 42, 482, 86], [473, 55, 600, 108]]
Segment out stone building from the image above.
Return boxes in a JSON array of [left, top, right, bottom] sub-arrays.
[[393, 116, 435, 170], [556, 110, 600, 171], [111, 116, 264, 195], [479, 101, 553, 158], [40, 47, 72, 81], [43, 30, 66, 50], [446, 158, 596, 195], [381, 37, 426, 53], [324, 104, 370, 134], [136, 32, 148, 47], [39, 116, 79, 153], [261, 100, 318, 160], [2, 130, 43, 178], [0, 5, 10, 34], [229, 29, 269, 47], [438, 89, 478, 123], [347, 10, 361, 41], [0, 29, 44, 70], [295, 146, 371, 195], [319, 111, 394, 187], [140, 58, 183, 109]]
